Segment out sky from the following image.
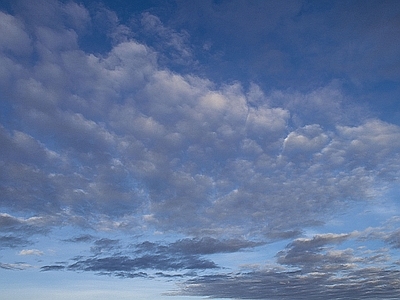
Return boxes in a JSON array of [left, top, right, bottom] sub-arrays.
[[1, 0, 400, 299]]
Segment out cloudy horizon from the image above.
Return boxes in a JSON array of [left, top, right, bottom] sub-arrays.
[[1, 0, 400, 299]]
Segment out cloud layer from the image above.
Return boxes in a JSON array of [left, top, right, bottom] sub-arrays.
[[2, 2, 399, 237], [1, 1, 400, 299]]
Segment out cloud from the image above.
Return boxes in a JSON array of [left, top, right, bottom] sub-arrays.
[[138, 12, 194, 68], [0, 213, 53, 235], [42, 247, 218, 278], [90, 238, 120, 254], [175, 231, 400, 299], [0, 262, 32, 270], [0, 10, 32, 56], [385, 229, 400, 249], [276, 233, 355, 269], [176, 267, 400, 300], [43, 237, 261, 277], [134, 237, 261, 257], [1, 0, 400, 240], [0, 235, 30, 249], [68, 254, 217, 274], [62, 234, 95, 243], [18, 249, 44, 256], [1, 2, 400, 299], [40, 265, 65, 272], [168, 237, 263, 255]]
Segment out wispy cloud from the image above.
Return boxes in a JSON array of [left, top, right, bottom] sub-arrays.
[[0, 262, 32, 270]]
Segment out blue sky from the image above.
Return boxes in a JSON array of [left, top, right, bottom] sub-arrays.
[[1, 0, 400, 299]]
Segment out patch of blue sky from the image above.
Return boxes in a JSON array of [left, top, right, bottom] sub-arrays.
[[0, 269, 192, 300]]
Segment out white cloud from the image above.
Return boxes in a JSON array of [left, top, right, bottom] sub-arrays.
[[246, 106, 289, 138], [19, 249, 44, 256], [283, 124, 330, 160]]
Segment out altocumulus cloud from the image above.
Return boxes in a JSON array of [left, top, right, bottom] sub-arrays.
[[1, 0, 400, 299]]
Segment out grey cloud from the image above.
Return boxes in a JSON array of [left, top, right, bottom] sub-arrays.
[[90, 238, 120, 254], [134, 237, 262, 256], [0, 262, 32, 270], [67, 254, 217, 274], [276, 233, 355, 270], [155, 271, 186, 278], [169, 237, 263, 255], [0, 126, 58, 166], [385, 229, 400, 249], [278, 247, 356, 271], [0, 213, 53, 235], [174, 230, 397, 298], [274, 229, 398, 268], [40, 265, 65, 271], [0, 235, 30, 249], [335, 120, 400, 172], [351, 226, 400, 251], [177, 267, 400, 300], [0, 10, 32, 56], [62, 234, 95, 243], [43, 237, 261, 276], [114, 271, 148, 279], [283, 233, 352, 253], [0, 212, 57, 249]]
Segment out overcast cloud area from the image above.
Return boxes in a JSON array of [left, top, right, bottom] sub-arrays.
[[1, 0, 400, 299]]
